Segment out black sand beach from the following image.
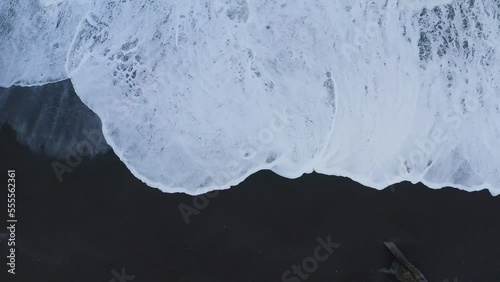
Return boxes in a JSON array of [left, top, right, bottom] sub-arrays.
[[1, 123, 500, 282], [4, 1, 500, 280], [0, 83, 499, 282]]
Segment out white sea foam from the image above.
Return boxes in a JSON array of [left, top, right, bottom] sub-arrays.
[[0, 0, 91, 86], [1, 0, 500, 195]]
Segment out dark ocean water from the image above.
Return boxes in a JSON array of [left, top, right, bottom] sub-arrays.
[[0, 81, 499, 282]]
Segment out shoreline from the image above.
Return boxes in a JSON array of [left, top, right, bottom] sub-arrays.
[[1, 124, 499, 282]]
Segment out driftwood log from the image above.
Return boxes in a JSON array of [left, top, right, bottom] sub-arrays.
[[379, 242, 428, 282]]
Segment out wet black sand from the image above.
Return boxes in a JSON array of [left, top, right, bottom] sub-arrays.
[[1, 122, 499, 282]]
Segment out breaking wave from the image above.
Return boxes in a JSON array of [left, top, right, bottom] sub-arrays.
[[1, 0, 500, 195]]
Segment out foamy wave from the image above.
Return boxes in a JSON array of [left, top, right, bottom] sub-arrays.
[[1, 0, 499, 195]]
